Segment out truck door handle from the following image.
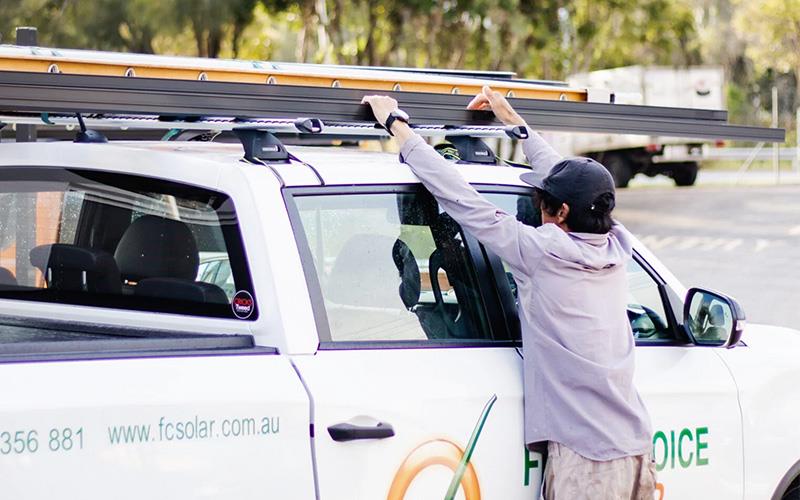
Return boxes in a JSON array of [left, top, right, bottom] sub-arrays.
[[327, 421, 395, 442]]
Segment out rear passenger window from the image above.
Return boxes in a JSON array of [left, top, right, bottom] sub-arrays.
[[0, 168, 255, 319], [292, 191, 493, 343]]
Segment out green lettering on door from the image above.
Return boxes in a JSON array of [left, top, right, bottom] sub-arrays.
[[524, 448, 540, 486], [696, 427, 709, 466], [652, 426, 710, 471]]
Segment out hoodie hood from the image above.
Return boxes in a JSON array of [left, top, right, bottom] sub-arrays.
[[540, 224, 631, 272]]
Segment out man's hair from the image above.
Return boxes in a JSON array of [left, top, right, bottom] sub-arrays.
[[533, 188, 615, 234]]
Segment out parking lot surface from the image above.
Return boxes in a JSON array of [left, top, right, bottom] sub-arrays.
[[616, 182, 800, 329]]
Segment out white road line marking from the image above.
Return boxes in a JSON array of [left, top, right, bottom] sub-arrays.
[[722, 239, 743, 251], [639, 235, 677, 250], [755, 239, 772, 253], [638, 235, 747, 252], [675, 237, 702, 250], [698, 238, 730, 251]]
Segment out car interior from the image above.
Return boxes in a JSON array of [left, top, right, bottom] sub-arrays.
[[0, 168, 250, 319]]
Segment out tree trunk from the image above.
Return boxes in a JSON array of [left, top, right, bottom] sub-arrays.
[[195, 29, 207, 58], [327, 0, 346, 64], [364, 0, 379, 66], [207, 28, 222, 58]]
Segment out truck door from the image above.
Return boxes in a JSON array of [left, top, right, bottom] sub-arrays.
[[287, 186, 539, 500], [625, 257, 743, 499], [482, 189, 743, 499]]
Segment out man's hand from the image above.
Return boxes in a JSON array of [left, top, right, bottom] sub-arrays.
[[361, 94, 414, 144], [467, 85, 526, 127], [361, 95, 398, 127]]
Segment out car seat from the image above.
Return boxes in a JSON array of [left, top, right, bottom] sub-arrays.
[[327, 234, 419, 309], [29, 243, 121, 293], [703, 303, 728, 340], [324, 234, 425, 341], [0, 267, 17, 288], [428, 213, 484, 339], [114, 215, 226, 304]]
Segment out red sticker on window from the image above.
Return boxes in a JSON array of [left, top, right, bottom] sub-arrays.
[[231, 290, 255, 319]]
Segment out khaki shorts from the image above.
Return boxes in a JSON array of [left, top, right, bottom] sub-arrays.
[[541, 442, 658, 500]]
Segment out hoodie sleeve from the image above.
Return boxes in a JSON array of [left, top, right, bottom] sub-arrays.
[[521, 131, 563, 174], [400, 135, 550, 275]]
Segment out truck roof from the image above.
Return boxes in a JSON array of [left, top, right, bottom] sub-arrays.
[[0, 140, 532, 189]]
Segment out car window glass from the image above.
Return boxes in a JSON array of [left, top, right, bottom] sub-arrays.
[[483, 191, 673, 341], [294, 192, 492, 343], [625, 259, 672, 340], [0, 168, 255, 321]]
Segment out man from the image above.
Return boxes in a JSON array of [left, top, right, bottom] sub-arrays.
[[362, 87, 656, 500]]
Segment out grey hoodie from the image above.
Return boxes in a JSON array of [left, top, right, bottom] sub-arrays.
[[399, 132, 653, 461]]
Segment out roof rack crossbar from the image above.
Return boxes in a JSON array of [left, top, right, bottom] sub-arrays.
[[0, 71, 785, 143], [0, 114, 539, 139]]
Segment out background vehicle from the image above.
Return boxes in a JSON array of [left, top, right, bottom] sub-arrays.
[[563, 66, 725, 187]]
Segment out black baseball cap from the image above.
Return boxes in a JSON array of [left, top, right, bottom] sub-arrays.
[[519, 157, 615, 211]]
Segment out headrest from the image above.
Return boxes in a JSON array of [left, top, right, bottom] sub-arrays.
[[392, 239, 421, 310], [0, 267, 17, 286], [708, 304, 726, 327], [326, 234, 419, 309], [135, 277, 228, 304], [114, 215, 199, 282], [30, 243, 121, 293]]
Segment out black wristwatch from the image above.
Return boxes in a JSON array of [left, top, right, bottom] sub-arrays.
[[384, 109, 410, 136]]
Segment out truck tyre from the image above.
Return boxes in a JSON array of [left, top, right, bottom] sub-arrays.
[[604, 154, 633, 188], [672, 162, 699, 187]]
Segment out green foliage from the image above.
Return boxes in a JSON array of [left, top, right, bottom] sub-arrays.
[[0, 0, 701, 76]]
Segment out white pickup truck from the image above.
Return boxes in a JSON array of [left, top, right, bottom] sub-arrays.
[[1, 136, 799, 500]]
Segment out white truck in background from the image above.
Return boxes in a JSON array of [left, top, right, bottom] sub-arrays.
[[564, 66, 725, 187]]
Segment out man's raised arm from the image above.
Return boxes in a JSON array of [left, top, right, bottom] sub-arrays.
[[361, 87, 561, 275]]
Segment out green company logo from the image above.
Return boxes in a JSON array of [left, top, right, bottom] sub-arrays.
[[521, 426, 710, 486]]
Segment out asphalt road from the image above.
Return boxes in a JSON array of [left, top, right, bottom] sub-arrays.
[[615, 182, 800, 329]]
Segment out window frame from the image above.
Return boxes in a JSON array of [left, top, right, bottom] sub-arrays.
[[283, 184, 515, 349], [0, 166, 258, 321], [285, 183, 690, 349]]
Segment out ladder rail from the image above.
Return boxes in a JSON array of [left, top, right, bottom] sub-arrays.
[[0, 45, 587, 101]]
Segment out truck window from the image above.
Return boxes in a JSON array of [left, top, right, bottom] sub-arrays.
[[0, 168, 255, 321], [482, 190, 674, 342], [291, 190, 493, 343]]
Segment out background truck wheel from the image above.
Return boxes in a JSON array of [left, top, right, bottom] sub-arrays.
[[604, 154, 633, 188], [671, 162, 699, 187]]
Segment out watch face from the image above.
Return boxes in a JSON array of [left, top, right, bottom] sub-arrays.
[[394, 109, 410, 121]]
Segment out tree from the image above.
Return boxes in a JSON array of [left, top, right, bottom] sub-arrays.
[[734, 0, 800, 105]]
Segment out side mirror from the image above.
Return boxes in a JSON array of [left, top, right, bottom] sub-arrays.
[[683, 288, 746, 348]]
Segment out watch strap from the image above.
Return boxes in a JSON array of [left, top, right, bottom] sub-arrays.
[[384, 111, 408, 136]]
